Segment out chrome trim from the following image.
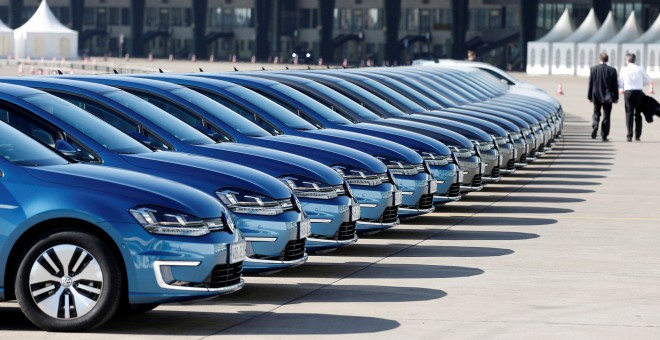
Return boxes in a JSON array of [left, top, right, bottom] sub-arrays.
[[245, 237, 277, 242], [482, 176, 502, 183], [398, 207, 435, 214], [307, 236, 358, 246], [357, 219, 401, 227], [402, 191, 414, 195], [245, 253, 308, 266], [500, 168, 516, 174], [153, 261, 245, 293], [460, 185, 484, 192], [515, 162, 528, 167], [309, 218, 333, 224], [433, 195, 462, 202], [360, 203, 378, 208]]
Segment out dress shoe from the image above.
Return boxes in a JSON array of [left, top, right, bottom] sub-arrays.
[[635, 137, 641, 141], [591, 131, 597, 139], [601, 137, 609, 142], [627, 137, 632, 142]]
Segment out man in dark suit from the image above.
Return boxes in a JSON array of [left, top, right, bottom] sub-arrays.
[[588, 52, 619, 141]]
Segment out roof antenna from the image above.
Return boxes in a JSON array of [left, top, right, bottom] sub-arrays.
[[262, 66, 266, 71], [113, 69, 119, 74], [307, 66, 311, 70], [326, 65, 330, 69], [234, 67, 239, 71], [158, 68, 164, 73], [199, 68, 204, 72], [56, 70, 63, 75], [285, 66, 289, 70]]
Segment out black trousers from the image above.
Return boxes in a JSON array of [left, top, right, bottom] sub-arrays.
[[592, 101, 612, 139], [624, 90, 644, 139]]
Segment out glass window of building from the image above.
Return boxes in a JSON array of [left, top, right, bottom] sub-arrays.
[[366, 8, 380, 29], [352, 9, 363, 30], [146, 7, 157, 27], [96, 7, 107, 28], [432, 8, 452, 30], [235, 8, 253, 28], [298, 8, 312, 29], [121, 7, 131, 25], [109, 7, 120, 26], [420, 9, 431, 31], [406, 9, 419, 31], [171, 7, 183, 26], [83, 7, 94, 25]]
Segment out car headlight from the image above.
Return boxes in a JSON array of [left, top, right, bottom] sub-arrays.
[[332, 165, 387, 186], [375, 156, 422, 176], [215, 189, 295, 215], [421, 152, 450, 166], [280, 176, 338, 200], [129, 205, 231, 236], [449, 146, 475, 158], [472, 140, 494, 152]]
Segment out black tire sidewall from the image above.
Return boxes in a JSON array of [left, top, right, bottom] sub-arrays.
[[15, 229, 122, 332]]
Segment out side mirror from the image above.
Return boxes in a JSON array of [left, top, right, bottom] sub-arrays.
[[55, 140, 77, 157], [128, 131, 152, 146]]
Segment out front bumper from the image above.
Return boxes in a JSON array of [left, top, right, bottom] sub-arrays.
[[301, 195, 359, 252], [395, 172, 435, 217]]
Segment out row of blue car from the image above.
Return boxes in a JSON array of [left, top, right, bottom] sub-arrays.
[[0, 63, 562, 331]]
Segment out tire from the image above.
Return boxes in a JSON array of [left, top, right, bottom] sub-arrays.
[[15, 230, 122, 332]]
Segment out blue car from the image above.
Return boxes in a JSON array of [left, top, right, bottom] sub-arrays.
[[0, 119, 245, 331], [0, 77, 358, 255], [139, 74, 437, 217], [176, 73, 459, 205], [55, 76, 400, 235], [0, 79, 313, 275], [289, 71, 486, 192]]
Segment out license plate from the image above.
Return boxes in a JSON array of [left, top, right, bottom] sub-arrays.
[[229, 242, 246, 264], [458, 170, 464, 183], [350, 204, 361, 221], [513, 148, 518, 159], [480, 162, 487, 174], [428, 179, 437, 194], [394, 190, 403, 205], [498, 154, 504, 166], [299, 219, 312, 238]]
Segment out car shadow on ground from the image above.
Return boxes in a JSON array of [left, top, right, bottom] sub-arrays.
[[483, 186, 595, 194], [406, 215, 558, 227], [494, 179, 601, 186], [530, 161, 614, 166], [363, 228, 540, 241], [318, 244, 514, 258], [464, 195, 586, 203], [271, 263, 484, 280], [437, 205, 573, 215], [512, 172, 606, 179]]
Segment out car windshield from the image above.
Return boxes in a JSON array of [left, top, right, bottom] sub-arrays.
[[103, 90, 215, 145], [226, 85, 318, 131], [358, 77, 427, 113], [169, 87, 271, 137], [301, 82, 384, 121], [22, 93, 151, 154], [0, 120, 69, 166]]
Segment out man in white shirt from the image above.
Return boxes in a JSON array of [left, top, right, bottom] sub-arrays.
[[619, 53, 651, 141]]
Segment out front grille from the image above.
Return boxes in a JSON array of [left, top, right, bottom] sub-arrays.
[[381, 206, 398, 223], [489, 166, 500, 178], [209, 262, 243, 288], [471, 175, 482, 188], [283, 239, 306, 261], [416, 194, 434, 209], [506, 159, 516, 171], [448, 183, 461, 197], [337, 222, 356, 240]]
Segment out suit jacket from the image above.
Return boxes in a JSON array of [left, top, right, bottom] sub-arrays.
[[642, 94, 660, 123], [588, 63, 619, 104]]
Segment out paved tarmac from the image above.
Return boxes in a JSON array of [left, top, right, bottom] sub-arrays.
[[1, 69, 660, 338]]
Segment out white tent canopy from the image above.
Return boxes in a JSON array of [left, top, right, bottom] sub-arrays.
[[621, 14, 660, 70], [0, 19, 13, 57], [14, 0, 78, 59], [576, 11, 619, 76], [599, 12, 643, 70], [552, 9, 600, 75], [527, 9, 575, 75], [648, 38, 660, 78]]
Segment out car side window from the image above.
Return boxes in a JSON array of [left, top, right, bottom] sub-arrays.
[[250, 88, 325, 128], [0, 105, 99, 162], [56, 93, 172, 151], [202, 93, 281, 136]]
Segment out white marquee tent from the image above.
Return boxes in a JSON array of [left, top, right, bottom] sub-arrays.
[[576, 11, 618, 76], [526, 9, 575, 75], [648, 39, 660, 78], [551, 9, 600, 75], [14, 0, 78, 59], [620, 14, 660, 72], [0, 19, 12, 57], [598, 12, 642, 71]]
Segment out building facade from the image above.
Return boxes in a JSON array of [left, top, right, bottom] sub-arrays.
[[1, 0, 659, 69]]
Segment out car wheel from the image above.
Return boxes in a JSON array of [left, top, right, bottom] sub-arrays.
[[15, 230, 122, 332]]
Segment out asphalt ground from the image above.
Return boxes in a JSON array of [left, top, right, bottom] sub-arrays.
[[2, 69, 660, 338]]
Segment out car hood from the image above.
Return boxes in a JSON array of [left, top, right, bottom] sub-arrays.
[[252, 135, 388, 173], [458, 104, 540, 125], [443, 107, 530, 129], [303, 129, 423, 164], [25, 164, 224, 219], [411, 113, 508, 137], [401, 115, 493, 142], [343, 122, 451, 156], [428, 110, 521, 133], [373, 118, 474, 149], [193, 142, 344, 185], [123, 151, 292, 199]]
